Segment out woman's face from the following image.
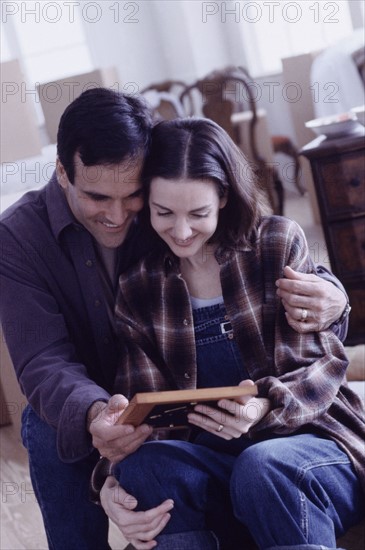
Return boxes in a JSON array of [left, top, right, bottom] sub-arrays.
[[149, 177, 227, 261]]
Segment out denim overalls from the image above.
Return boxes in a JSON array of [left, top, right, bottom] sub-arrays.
[[192, 300, 250, 388]]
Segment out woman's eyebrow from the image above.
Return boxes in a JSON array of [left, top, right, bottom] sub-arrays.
[[151, 201, 211, 213], [151, 202, 171, 210]]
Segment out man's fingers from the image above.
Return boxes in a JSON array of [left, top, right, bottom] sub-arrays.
[[276, 281, 322, 300], [129, 539, 157, 550], [285, 313, 321, 333], [105, 480, 138, 509], [103, 394, 130, 424], [125, 510, 172, 540], [121, 500, 174, 528], [282, 265, 319, 282]]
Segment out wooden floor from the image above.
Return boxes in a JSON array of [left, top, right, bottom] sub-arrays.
[[0, 424, 129, 549]]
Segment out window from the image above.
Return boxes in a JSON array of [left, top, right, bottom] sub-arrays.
[[237, 0, 355, 76], [1, 2, 93, 84]]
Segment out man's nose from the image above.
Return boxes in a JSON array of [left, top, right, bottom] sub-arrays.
[[107, 202, 127, 225]]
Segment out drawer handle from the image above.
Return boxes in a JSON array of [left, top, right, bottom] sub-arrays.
[[349, 177, 361, 187]]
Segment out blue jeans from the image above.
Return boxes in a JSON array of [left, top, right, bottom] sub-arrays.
[[21, 405, 110, 550], [114, 434, 364, 550]]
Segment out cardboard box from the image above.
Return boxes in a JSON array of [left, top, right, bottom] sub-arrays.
[[1, 59, 42, 163], [37, 67, 120, 143]]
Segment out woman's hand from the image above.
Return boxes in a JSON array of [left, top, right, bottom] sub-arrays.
[[100, 477, 174, 550], [187, 380, 270, 439]]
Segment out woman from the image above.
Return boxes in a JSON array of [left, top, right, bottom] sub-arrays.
[[104, 118, 365, 550]]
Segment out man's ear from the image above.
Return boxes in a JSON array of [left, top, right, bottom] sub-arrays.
[[56, 157, 68, 189]]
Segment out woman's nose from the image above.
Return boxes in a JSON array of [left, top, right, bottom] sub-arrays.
[[173, 218, 193, 240]]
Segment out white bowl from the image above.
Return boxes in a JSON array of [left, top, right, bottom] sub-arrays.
[[351, 105, 365, 127], [305, 112, 360, 138]]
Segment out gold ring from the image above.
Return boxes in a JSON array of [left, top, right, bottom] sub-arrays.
[[300, 308, 308, 322], [217, 424, 224, 432]]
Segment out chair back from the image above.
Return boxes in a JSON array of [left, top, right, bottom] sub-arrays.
[[141, 80, 188, 121], [180, 67, 278, 212]]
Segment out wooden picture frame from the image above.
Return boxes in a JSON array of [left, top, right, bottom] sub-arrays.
[[117, 385, 258, 429]]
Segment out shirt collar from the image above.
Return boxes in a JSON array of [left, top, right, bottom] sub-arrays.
[[46, 171, 82, 241]]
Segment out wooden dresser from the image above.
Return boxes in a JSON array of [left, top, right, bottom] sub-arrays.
[[301, 128, 365, 345]]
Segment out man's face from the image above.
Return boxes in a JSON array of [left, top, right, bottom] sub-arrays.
[[57, 154, 144, 248]]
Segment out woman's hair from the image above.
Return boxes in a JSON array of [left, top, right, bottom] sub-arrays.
[[142, 117, 269, 248], [57, 88, 152, 184]]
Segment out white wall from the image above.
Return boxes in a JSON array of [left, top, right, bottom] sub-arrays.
[[79, 1, 300, 141]]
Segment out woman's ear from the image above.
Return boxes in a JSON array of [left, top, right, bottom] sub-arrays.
[[219, 191, 228, 209], [56, 157, 68, 189]]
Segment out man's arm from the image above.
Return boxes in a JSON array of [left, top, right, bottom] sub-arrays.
[[0, 223, 110, 461], [275, 265, 349, 339]]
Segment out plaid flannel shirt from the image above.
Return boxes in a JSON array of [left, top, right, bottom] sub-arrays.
[[115, 215, 365, 492]]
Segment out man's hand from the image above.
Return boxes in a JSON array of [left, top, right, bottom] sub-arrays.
[[187, 380, 270, 438], [87, 395, 153, 462], [276, 266, 347, 333], [100, 476, 174, 550]]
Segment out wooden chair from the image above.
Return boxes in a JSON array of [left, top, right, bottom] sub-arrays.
[[221, 66, 305, 198], [352, 45, 365, 86], [141, 80, 188, 121], [180, 66, 283, 214]]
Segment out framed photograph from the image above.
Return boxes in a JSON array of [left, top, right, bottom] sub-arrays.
[[117, 385, 258, 429]]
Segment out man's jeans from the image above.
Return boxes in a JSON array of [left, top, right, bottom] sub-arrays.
[[21, 405, 110, 550], [114, 433, 364, 550]]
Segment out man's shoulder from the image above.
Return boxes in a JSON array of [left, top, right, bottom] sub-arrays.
[[0, 185, 48, 233]]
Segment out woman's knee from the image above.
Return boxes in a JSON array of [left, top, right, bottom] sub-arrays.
[[115, 441, 172, 487], [113, 440, 202, 506], [230, 439, 291, 503]]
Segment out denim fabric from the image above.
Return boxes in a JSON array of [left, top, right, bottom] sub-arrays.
[[114, 435, 364, 550], [21, 405, 110, 550], [156, 530, 219, 549], [193, 303, 250, 388]]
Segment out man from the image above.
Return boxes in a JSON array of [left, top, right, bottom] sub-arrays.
[[0, 88, 349, 549]]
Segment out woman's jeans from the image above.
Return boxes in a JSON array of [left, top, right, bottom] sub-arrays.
[[21, 405, 110, 550], [114, 434, 364, 550]]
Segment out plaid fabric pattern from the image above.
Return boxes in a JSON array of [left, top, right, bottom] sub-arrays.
[[114, 216, 365, 491]]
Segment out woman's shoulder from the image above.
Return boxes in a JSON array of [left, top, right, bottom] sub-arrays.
[[257, 215, 305, 242]]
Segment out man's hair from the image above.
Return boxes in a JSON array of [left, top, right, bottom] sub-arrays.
[[142, 117, 269, 248], [57, 88, 152, 183]]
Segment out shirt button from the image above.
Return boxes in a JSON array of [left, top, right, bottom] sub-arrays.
[[228, 333, 234, 340], [224, 315, 229, 320], [85, 259, 93, 267], [184, 372, 191, 379], [94, 299, 101, 307], [183, 319, 189, 326]]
